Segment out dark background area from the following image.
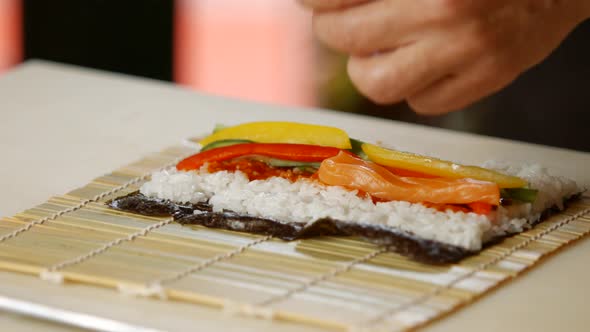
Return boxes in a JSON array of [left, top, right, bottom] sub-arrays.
[[22, 1, 590, 152], [23, 0, 173, 81]]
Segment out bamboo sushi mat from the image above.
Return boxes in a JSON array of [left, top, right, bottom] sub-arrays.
[[1, 145, 589, 332]]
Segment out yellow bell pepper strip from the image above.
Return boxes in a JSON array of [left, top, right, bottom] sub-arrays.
[[362, 143, 527, 189], [199, 122, 352, 149]]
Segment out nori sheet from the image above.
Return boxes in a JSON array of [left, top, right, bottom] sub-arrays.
[[108, 192, 472, 264]]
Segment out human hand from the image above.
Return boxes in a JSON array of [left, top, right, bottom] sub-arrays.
[[300, 0, 590, 114]]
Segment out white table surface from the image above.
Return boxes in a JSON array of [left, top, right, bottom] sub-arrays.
[[0, 60, 589, 332]]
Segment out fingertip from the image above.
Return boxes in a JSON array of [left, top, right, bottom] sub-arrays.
[[347, 56, 398, 105], [406, 98, 456, 116]]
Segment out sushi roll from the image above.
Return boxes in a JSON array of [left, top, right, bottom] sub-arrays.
[[108, 122, 582, 263]]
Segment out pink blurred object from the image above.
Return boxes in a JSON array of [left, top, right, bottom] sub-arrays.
[[175, 0, 316, 107], [0, 0, 22, 74]]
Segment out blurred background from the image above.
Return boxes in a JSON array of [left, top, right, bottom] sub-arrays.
[[0, 0, 588, 151]]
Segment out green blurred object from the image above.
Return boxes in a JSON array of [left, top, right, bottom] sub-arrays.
[[200, 139, 253, 152], [317, 51, 364, 113], [348, 138, 369, 160], [501, 188, 539, 203]]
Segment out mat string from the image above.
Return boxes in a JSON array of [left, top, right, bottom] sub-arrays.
[[360, 206, 590, 329], [2, 142, 588, 331], [33, 198, 590, 328], [257, 247, 388, 307], [116, 217, 343, 297], [0, 154, 190, 244], [127, 219, 386, 303], [113, 235, 277, 299], [150, 235, 273, 287], [41, 217, 175, 277]]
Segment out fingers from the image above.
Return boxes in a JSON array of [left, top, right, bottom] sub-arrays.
[[346, 31, 485, 105], [407, 57, 519, 115], [298, 0, 373, 11], [312, 0, 421, 55], [302, 0, 527, 113]]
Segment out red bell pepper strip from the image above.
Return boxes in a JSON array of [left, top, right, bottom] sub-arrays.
[[177, 143, 343, 171], [467, 202, 493, 215]]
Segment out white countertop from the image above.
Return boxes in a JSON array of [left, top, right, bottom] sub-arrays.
[[0, 60, 589, 331]]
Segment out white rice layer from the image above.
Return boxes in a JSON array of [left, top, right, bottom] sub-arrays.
[[140, 163, 580, 251]]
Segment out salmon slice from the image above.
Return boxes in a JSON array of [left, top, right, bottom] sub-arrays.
[[318, 152, 500, 205]]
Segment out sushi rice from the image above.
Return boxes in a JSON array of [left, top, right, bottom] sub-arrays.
[[140, 162, 580, 251]]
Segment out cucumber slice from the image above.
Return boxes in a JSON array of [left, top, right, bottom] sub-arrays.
[[293, 166, 319, 174], [349, 138, 369, 160], [200, 140, 321, 171], [266, 159, 321, 169], [200, 139, 253, 152], [501, 188, 538, 203], [212, 123, 227, 133]]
